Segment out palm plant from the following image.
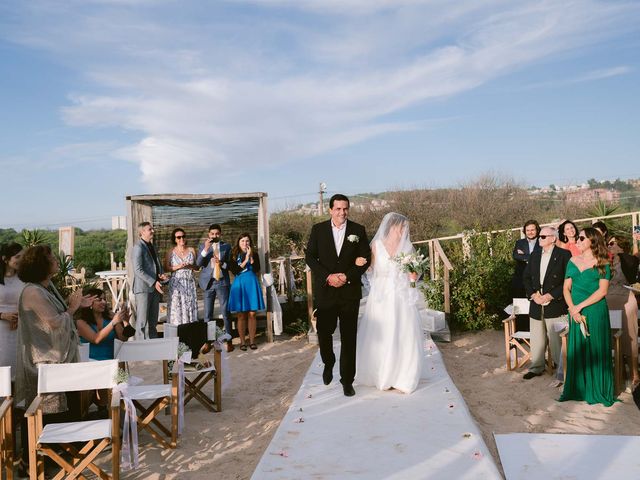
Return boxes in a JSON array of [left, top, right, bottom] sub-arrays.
[[21, 228, 47, 247]]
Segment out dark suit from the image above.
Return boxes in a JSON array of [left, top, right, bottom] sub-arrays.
[[196, 241, 232, 334], [523, 245, 572, 374], [305, 220, 371, 386], [512, 237, 540, 297]]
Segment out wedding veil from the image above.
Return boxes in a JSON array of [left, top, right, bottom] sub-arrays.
[[370, 212, 415, 259], [367, 212, 420, 303]]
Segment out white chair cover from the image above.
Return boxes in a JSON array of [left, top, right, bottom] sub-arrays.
[[610, 310, 622, 329], [0, 366, 10, 397], [37, 360, 118, 394], [115, 337, 179, 362]]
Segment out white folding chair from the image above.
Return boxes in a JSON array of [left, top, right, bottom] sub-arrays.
[[164, 322, 223, 412], [115, 337, 180, 449], [78, 343, 90, 362], [0, 367, 13, 480], [24, 360, 121, 480], [609, 310, 624, 396], [503, 298, 532, 370]]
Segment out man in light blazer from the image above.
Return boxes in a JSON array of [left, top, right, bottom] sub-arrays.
[[196, 223, 233, 351], [522, 226, 571, 380], [305, 194, 371, 397], [132, 221, 167, 338]]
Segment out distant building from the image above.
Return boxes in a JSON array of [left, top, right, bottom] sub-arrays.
[[564, 188, 620, 205], [111, 215, 127, 230]]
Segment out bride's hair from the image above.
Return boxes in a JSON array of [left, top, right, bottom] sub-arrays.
[[382, 213, 409, 238], [372, 213, 413, 258]]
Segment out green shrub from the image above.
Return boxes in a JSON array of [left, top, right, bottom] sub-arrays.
[[424, 230, 515, 331]]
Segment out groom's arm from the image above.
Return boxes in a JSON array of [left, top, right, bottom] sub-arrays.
[[344, 225, 371, 283], [305, 224, 331, 281]]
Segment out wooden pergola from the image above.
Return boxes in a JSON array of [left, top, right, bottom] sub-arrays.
[[125, 193, 275, 341]]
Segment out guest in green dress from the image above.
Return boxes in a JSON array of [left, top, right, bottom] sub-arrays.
[[560, 227, 617, 406]]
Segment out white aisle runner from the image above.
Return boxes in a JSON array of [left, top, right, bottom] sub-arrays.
[[252, 333, 501, 479], [495, 433, 640, 480]]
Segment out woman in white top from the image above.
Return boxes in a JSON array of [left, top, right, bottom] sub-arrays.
[[0, 242, 25, 370]]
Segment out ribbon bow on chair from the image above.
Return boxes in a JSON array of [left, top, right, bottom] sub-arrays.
[[113, 376, 143, 470], [174, 351, 192, 434]]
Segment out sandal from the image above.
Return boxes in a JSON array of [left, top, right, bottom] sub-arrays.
[[240, 344, 248, 351], [249, 343, 258, 350]]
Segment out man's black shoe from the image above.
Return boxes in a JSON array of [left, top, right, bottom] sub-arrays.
[[523, 371, 542, 380], [323, 366, 333, 385], [343, 384, 355, 397]]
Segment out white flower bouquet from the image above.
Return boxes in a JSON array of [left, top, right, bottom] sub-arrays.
[[393, 252, 429, 287]]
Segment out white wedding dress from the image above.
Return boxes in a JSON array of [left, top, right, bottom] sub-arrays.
[[356, 237, 424, 394]]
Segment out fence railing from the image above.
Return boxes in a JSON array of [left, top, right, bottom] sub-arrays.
[[412, 210, 640, 317]]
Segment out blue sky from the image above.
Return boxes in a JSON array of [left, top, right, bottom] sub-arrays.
[[1, 0, 639, 229]]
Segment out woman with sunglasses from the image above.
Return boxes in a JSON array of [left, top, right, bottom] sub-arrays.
[[557, 220, 581, 257], [164, 228, 198, 325], [560, 228, 616, 406], [605, 236, 639, 390]]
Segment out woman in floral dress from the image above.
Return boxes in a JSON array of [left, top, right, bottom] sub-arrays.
[[164, 228, 198, 325]]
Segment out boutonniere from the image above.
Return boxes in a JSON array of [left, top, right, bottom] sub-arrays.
[[347, 234, 359, 243]]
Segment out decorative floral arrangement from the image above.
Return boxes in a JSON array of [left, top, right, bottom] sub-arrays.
[[347, 234, 359, 243], [114, 368, 130, 385], [177, 342, 191, 358], [393, 252, 429, 287]]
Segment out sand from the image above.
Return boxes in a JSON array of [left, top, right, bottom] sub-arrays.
[[437, 329, 640, 476], [122, 330, 640, 479]]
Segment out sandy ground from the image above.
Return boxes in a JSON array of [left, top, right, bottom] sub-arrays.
[[115, 330, 640, 479], [123, 334, 317, 480], [438, 329, 640, 476]]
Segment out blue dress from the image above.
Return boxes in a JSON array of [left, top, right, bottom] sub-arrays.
[[80, 318, 115, 360], [229, 253, 265, 313]]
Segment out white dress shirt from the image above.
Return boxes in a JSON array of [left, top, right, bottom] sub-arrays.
[[331, 220, 347, 256]]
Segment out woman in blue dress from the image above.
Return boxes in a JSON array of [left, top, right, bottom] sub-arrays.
[[76, 287, 132, 360], [229, 233, 265, 350]]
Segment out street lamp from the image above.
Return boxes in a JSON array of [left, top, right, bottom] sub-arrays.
[[319, 182, 327, 215]]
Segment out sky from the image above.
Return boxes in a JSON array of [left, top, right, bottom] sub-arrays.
[[1, 0, 639, 230]]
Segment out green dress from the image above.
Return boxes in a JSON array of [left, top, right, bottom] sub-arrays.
[[559, 262, 616, 406]]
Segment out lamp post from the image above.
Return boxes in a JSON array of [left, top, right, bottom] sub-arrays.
[[319, 182, 327, 216]]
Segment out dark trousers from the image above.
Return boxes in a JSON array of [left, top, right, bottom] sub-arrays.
[[316, 301, 360, 386], [203, 282, 231, 335]]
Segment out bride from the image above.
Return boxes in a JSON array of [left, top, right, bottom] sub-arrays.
[[355, 212, 425, 394]]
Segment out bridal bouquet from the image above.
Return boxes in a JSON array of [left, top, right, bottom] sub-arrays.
[[393, 252, 429, 287]]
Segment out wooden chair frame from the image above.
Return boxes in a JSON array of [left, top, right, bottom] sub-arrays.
[[164, 322, 223, 412], [115, 338, 180, 450], [24, 361, 120, 480], [503, 298, 532, 371], [503, 299, 556, 373], [179, 348, 222, 412], [0, 367, 13, 480]]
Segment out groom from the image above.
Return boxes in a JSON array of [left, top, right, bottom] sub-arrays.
[[305, 194, 371, 396]]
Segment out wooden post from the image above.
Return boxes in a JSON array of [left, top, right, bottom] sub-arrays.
[[306, 267, 314, 328], [444, 266, 450, 315], [428, 240, 435, 281], [285, 256, 294, 304]]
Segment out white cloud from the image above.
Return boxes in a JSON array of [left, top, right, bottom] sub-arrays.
[[2, 0, 639, 191]]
